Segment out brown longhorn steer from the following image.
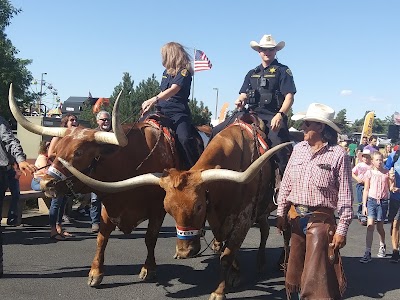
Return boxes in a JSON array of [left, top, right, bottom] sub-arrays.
[[8, 84, 186, 287], [57, 120, 291, 300]]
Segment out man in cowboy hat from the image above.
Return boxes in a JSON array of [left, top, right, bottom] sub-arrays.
[[211, 34, 296, 175], [276, 103, 353, 299]]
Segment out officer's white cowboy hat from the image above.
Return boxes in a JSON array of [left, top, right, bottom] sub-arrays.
[[250, 34, 285, 51], [291, 103, 342, 133]]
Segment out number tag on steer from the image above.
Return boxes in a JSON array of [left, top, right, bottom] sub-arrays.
[[176, 226, 200, 240]]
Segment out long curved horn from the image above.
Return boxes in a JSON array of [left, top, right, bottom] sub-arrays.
[[9, 83, 68, 137], [93, 90, 128, 147], [200, 141, 293, 184], [58, 158, 161, 193]]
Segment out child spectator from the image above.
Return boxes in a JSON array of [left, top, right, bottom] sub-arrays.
[[352, 149, 372, 225], [359, 151, 392, 263], [385, 148, 400, 263], [31, 141, 50, 191]]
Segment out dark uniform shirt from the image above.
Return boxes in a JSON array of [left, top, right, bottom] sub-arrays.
[[239, 59, 296, 114], [156, 68, 192, 120]]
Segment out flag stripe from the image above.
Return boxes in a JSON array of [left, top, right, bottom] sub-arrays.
[[194, 49, 212, 72]]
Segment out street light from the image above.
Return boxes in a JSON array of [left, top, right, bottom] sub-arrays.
[[213, 87, 219, 119], [39, 72, 47, 116]]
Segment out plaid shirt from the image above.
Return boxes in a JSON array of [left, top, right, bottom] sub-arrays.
[[277, 141, 354, 236]]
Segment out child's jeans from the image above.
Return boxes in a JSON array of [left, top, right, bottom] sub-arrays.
[[367, 197, 389, 222]]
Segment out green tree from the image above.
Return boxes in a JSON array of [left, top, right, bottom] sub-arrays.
[[373, 117, 389, 135], [350, 111, 391, 135], [334, 109, 351, 134], [189, 98, 211, 126], [130, 74, 160, 121], [79, 102, 97, 128], [0, 0, 33, 121], [109, 72, 137, 123]]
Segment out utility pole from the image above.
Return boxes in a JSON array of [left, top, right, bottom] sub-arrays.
[[39, 72, 47, 115], [213, 87, 219, 119]]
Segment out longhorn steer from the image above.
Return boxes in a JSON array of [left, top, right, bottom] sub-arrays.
[[58, 120, 291, 300], [8, 84, 182, 287]]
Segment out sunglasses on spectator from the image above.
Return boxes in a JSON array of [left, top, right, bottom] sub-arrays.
[[259, 47, 276, 52], [69, 118, 77, 122], [99, 118, 110, 122]]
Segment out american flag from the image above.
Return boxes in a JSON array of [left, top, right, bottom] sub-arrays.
[[194, 49, 212, 72]]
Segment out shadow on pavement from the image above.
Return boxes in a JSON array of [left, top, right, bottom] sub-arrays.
[[343, 255, 399, 299]]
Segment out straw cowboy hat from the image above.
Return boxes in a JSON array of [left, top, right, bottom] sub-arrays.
[[291, 103, 341, 133], [250, 34, 285, 52]]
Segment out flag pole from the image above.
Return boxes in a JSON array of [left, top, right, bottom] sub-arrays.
[[191, 48, 196, 101]]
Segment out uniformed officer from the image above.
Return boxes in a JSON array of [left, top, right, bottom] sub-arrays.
[[141, 42, 200, 170], [211, 34, 296, 174]]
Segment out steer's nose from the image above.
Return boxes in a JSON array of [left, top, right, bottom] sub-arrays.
[[174, 237, 201, 259], [40, 176, 58, 198]]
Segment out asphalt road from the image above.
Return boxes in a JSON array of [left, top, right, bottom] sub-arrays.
[[1, 209, 399, 300]]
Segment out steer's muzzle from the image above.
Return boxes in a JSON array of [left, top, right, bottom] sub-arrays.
[[40, 175, 68, 198]]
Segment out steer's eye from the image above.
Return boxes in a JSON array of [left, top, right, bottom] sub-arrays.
[[74, 150, 83, 157]]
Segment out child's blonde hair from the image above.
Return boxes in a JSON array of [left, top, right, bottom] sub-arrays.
[[371, 151, 383, 160]]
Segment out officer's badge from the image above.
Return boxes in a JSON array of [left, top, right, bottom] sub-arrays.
[[269, 67, 276, 74], [266, 36, 271, 41], [286, 69, 293, 76], [181, 69, 188, 77]]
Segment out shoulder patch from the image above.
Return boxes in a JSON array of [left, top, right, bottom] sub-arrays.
[[286, 69, 293, 76], [181, 69, 188, 77]]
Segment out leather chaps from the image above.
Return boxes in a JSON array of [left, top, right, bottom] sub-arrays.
[[285, 206, 347, 300]]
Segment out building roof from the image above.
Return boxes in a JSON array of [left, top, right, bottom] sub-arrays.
[[64, 96, 90, 103]]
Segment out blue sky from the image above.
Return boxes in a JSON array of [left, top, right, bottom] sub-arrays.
[[6, 0, 400, 122]]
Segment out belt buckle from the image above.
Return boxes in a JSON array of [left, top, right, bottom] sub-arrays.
[[296, 205, 311, 218]]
